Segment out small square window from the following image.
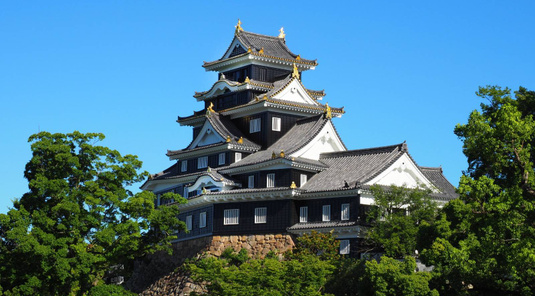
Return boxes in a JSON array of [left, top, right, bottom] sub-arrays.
[[199, 212, 207, 228], [272, 117, 281, 132], [218, 153, 225, 165], [198, 156, 208, 169], [248, 175, 255, 189], [300, 206, 308, 223], [235, 152, 242, 162], [250, 118, 261, 133], [254, 207, 267, 224], [341, 203, 350, 221], [266, 173, 275, 188], [300, 174, 308, 186], [181, 160, 188, 172], [322, 205, 331, 222], [340, 240, 350, 255], [224, 209, 239, 225], [186, 215, 192, 231]]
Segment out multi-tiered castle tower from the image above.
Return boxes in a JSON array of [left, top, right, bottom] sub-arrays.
[[141, 21, 457, 256]]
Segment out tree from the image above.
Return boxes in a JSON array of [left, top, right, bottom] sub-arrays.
[[0, 132, 186, 295], [366, 185, 437, 258], [422, 86, 535, 295]]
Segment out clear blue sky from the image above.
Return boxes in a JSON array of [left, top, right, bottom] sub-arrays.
[[2, 1, 534, 214]]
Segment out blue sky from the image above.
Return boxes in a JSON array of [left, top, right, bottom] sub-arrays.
[[1, 1, 534, 214]]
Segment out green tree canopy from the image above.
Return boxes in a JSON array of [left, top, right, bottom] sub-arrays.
[[422, 86, 535, 295], [0, 132, 186, 295]]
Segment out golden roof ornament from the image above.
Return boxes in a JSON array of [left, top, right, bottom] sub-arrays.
[[296, 55, 301, 61], [235, 19, 244, 34], [290, 181, 297, 189], [202, 187, 207, 194], [272, 151, 277, 159], [206, 102, 215, 116], [244, 76, 250, 83], [226, 135, 232, 143], [280, 150, 285, 157], [207, 166, 211, 172], [325, 103, 332, 119], [278, 27, 286, 39], [247, 47, 252, 53], [263, 94, 268, 100], [292, 63, 300, 79], [238, 137, 243, 144], [259, 47, 264, 54]]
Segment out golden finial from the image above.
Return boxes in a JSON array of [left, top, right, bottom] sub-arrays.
[[280, 150, 285, 157], [263, 94, 268, 100], [292, 63, 300, 79], [207, 102, 215, 113], [244, 76, 250, 83], [207, 167, 211, 172], [235, 19, 244, 34], [291, 157, 295, 161], [238, 137, 243, 144], [278, 27, 286, 39], [202, 187, 207, 194], [296, 55, 301, 61], [290, 181, 297, 189], [272, 151, 277, 159], [325, 103, 332, 119], [247, 47, 252, 53], [226, 135, 232, 143], [259, 47, 264, 54]]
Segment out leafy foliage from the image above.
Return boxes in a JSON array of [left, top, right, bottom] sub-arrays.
[[366, 185, 437, 258], [0, 132, 186, 295], [421, 86, 535, 295]]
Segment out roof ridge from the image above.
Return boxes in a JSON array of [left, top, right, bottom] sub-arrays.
[[320, 142, 405, 159]]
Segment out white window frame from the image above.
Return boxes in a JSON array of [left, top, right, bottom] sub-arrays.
[[218, 153, 225, 165], [299, 206, 308, 223], [235, 152, 242, 162], [341, 203, 350, 221], [254, 207, 267, 224], [248, 175, 255, 189], [224, 209, 239, 225], [272, 117, 281, 132], [183, 188, 188, 199], [340, 239, 350, 255], [199, 212, 207, 228], [250, 118, 261, 133], [198, 156, 208, 169], [181, 160, 187, 172], [300, 174, 308, 186], [322, 205, 331, 222], [186, 215, 192, 231], [266, 173, 275, 188]]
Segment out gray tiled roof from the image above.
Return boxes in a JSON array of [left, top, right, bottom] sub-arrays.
[[169, 112, 260, 156], [226, 115, 330, 169], [287, 221, 357, 230], [300, 144, 407, 192], [420, 167, 458, 200], [151, 164, 240, 187]]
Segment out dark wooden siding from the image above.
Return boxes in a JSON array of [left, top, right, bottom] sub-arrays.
[[250, 65, 291, 83], [293, 196, 359, 224], [176, 151, 250, 175], [176, 206, 213, 240], [232, 169, 315, 189], [222, 66, 251, 83], [213, 200, 293, 235]]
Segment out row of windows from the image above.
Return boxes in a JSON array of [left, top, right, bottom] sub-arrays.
[[246, 173, 307, 189], [299, 204, 350, 223], [223, 208, 267, 225], [249, 117, 282, 133], [185, 211, 207, 231], [181, 152, 243, 172]]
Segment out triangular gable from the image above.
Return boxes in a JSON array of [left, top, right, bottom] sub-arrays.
[[197, 80, 240, 101], [364, 153, 436, 191], [187, 118, 225, 149], [290, 120, 346, 160], [271, 78, 319, 106], [221, 37, 248, 60]]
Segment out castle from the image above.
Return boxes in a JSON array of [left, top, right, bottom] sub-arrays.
[[141, 21, 457, 257]]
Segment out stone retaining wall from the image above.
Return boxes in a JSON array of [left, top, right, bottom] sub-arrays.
[[128, 233, 295, 294]]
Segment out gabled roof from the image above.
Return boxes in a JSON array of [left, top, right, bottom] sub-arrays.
[[147, 162, 240, 186], [220, 115, 338, 173], [168, 112, 260, 158], [419, 167, 458, 200], [300, 143, 408, 192]]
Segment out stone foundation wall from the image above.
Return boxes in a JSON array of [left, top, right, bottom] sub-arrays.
[[128, 233, 295, 294]]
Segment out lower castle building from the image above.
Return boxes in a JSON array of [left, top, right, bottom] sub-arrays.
[[141, 22, 457, 257]]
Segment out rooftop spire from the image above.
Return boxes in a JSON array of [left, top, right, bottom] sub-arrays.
[[235, 19, 244, 35]]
